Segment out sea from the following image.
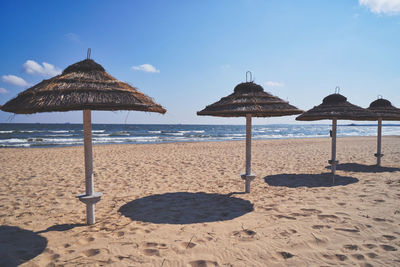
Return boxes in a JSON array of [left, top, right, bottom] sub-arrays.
[[0, 123, 399, 148]]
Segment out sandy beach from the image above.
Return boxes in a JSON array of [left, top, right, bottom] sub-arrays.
[[0, 136, 399, 266]]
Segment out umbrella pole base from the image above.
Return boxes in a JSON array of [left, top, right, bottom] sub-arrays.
[[77, 192, 102, 225], [328, 160, 339, 175], [241, 174, 256, 193], [374, 153, 384, 167]]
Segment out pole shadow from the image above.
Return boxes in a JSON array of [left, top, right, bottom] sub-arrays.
[[118, 192, 254, 224], [0, 225, 48, 267], [264, 173, 358, 188], [325, 163, 400, 173]]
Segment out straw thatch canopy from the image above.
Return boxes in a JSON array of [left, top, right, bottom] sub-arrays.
[[1, 59, 166, 114], [367, 98, 400, 121], [296, 93, 377, 121], [197, 82, 303, 117]]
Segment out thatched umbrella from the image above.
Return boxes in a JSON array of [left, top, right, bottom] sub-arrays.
[[296, 88, 377, 174], [367, 97, 400, 166], [1, 52, 166, 224], [197, 72, 303, 193]]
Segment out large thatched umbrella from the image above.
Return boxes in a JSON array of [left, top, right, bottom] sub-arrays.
[[197, 73, 303, 193], [367, 97, 400, 166], [296, 89, 377, 174], [1, 53, 166, 224]]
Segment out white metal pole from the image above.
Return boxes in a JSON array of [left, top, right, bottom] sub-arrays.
[[245, 114, 252, 175], [331, 118, 337, 175], [83, 109, 95, 224], [245, 114, 252, 193], [376, 118, 382, 167]]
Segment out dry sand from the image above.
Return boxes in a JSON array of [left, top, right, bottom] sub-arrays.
[[0, 136, 399, 266]]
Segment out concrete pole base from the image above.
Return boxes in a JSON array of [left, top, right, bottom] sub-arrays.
[[77, 192, 102, 225], [374, 153, 384, 167], [241, 174, 256, 193]]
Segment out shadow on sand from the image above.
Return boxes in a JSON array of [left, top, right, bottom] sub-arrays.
[[264, 173, 359, 188], [325, 163, 400, 173], [119, 192, 253, 224], [36, 223, 85, 234], [0, 225, 47, 267]]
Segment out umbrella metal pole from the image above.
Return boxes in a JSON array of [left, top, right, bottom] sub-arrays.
[[83, 110, 95, 224], [77, 110, 102, 225], [376, 118, 383, 167], [330, 118, 338, 177], [241, 114, 255, 193], [246, 114, 252, 175]]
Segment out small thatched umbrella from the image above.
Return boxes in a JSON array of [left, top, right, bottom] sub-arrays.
[[367, 97, 400, 166], [296, 88, 377, 174], [197, 72, 303, 193], [1, 52, 166, 224]]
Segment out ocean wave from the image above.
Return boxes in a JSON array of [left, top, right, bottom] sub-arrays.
[[0, 138, 28, 143], [92, 133, 110, 137], [49, 130, 70, 133], [148, 130, 162, 134], [0, 131, 13, 134], [110, 131, 130, 136], [0, 143, 30, 147]]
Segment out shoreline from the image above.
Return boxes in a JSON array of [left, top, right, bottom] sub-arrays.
[[1, 135, 398, 150]]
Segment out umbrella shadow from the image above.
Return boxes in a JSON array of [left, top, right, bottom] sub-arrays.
[[0, 225, 48, 267], [264, 173, 359, 188], [118, 192, 254, 224], [36, 223, 85, 234], [325, 163, 400, 173]]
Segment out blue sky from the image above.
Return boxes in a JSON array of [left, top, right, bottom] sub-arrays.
[[0, 0, 399, 124]]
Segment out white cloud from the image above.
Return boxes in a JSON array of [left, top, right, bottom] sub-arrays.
[[65, 33, 80, 43], [265, 81, 285, 87], [359, 0, 400, 15], [131, 64, 160, 73], [2, 75, 29, 87], [0, 88, 9, 94], [23, 60, 61, 76]]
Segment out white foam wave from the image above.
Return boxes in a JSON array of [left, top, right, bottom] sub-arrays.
[[49, 130, 69, 133]]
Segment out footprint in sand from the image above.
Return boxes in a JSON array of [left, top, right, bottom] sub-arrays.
[[351, 254, 365, 260], [188, 260, 219, 267], [335, 227, 360, 233], [181, 241, 197, 249], [275, 215, 296, 220], [382, 235, 396, 240], [143, 242, 168, 249], [380, 244, 397, 251], [290, 212, 311, 217], [343, 244, 358, 251], [366, 252, 378, 259], [232, 229, 257, 241], [373, 217, 394, 222], [83, 249, 101, 257], [300, 208, 322, 214], [279, 251, 294, 259], [335, 254, 348, 261], [142, 249, 160, 256], [363, 244, 377, 249]]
